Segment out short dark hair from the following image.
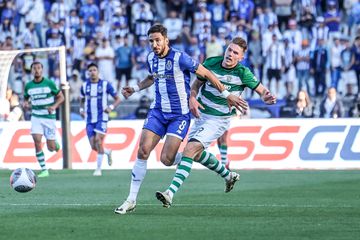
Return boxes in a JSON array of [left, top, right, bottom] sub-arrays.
[[31, 61, 43, 69], [231, 37, 248, 52], [147, 24, 167, 37], [87, 62, 98, 69]]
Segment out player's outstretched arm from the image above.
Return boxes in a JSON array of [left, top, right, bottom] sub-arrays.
[[254, 83, 277, 105], [195, 64, 248, 114], [122, 75, 154, 99]]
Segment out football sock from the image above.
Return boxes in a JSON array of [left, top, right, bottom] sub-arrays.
[[36, 151, 46, 170], [55, 141, 60, 152], [127, 159, 147, 202], [104, 148, 111, 155], [199, 151, 230, 181], [218, 144, 228, 166], [172, 152, 183, 166], [96, 153, 104, 169], [167, 157, 193, 198]]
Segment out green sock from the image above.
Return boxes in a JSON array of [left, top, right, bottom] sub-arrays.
[[198, 151, 230, 180], [218, 144, 228, 165], [55, 141, 60, 152], [36, 151, 47, 170], [167, 157, 193, 198]]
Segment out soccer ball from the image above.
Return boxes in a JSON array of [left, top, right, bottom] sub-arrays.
[[10, 168, 37, 193]]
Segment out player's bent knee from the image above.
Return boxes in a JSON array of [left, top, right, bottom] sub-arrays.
[[138, 146, 151, 159]]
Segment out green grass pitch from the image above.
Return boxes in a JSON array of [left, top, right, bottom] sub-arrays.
[[1, 169, 359, 240]]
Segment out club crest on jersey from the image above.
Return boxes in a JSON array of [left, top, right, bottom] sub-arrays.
[[166, 60, 172, 70]]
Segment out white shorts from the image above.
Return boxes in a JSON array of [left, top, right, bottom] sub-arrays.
[[30, 116, 57, 140], [188, 113, 230, 149]]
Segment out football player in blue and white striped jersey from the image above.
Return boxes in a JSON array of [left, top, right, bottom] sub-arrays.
[[115, 24, 247, 214], [80, 63, 121, 176]]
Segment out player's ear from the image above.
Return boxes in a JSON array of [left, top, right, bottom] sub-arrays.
[[165, 38, 169, 44]]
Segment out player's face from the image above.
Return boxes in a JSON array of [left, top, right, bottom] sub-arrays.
[[223, 43, 245, 68], [88, 66, 99, 80], [148, 32, 169, 57], [32, 63, 43, 79]]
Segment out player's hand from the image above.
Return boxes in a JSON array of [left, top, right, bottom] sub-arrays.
[[189, 96, 204, 118], [262, 91, 277, 105], [121, 86, 135, 99], [47, 106, 56, 114], [226, 94, 248, 115]]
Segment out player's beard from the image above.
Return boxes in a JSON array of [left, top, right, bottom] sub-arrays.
[[154, 45, 167, 58]]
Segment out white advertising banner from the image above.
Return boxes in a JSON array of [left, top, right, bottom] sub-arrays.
[[0, 119, 359, 170]]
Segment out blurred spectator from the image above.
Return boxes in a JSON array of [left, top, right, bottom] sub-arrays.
[[131, 36, 150, 83], [248, 31, 263, 83], [69, 70, 83, 103], [95, 38, 115, 83], [133, 3, 154, 41], [311, 16, 329, 50], [7, 93, 24, 121], [351, 35, 360, 95], [80, 0, 100, 25], [163, 10, 183, 44], [265, 34, 285, 96], [296, 39, 312, 95], [205, 34, 223, 58], [193, 1, 211, 35], [310, 38, 329, 97], [324, 0, 341, 35], [298, 5, 316, 39], [115, 35, 132, 92], [135, 95, 151, 119], [71, 30, 86, 72], [49, 0, 68, 24], [100, 0, 121, 23], [273, 0, 292, 31], [234, 0, 255, 24], [0, 88, 12, 121], [67, 9, 80, 35], [0, 17, 16, 43], [340, 36, 356, 95], [1, 36, 14, 50], [18, 21, 38, 48], [330, 35, 344, 90], [294, 89, 314, 118], [282, 37, 296, 98], [20, 44, 36, 83], [208, 0, 228, 34], [319, 87, 344, 118], [348, 95, 360, 117], [283, 19, 302, 52]]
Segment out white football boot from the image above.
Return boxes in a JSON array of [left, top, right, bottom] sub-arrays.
[[93, 169, 102, 176], [225, 172, 240, 193], [114, 200, 136, 214], [155, 190, 172, 208]]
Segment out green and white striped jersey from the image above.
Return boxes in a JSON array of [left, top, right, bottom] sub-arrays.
[[24, 77, 60, 119], [198, 56, 260, 117]]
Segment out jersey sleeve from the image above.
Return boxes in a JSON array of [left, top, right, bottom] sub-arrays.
[[80, 82, 85, 98], [241, 67, 260, 90], [106, 81, 117, 97], [49, 80, 60, 95], [179, 52, 199, 73]]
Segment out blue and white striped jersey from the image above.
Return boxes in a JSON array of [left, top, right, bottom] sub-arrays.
[[147, 48, 199, 116], [80, 79, 117, 123]]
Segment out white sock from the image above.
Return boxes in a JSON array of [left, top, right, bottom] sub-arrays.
[[127, 159, 147, 202], [104, 148, 111, 155], [172, 152, 183, 166], [96, 153, 104, 169]]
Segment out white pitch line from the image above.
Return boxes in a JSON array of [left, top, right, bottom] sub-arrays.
[[0, 203, 356, 208]]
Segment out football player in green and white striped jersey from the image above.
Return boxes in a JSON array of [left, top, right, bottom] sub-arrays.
[[24, 61, 64, 177], [156, 37, 277, 208]]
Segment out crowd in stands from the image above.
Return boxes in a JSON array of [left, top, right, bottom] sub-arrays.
[[1, 0, 360, 121]]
